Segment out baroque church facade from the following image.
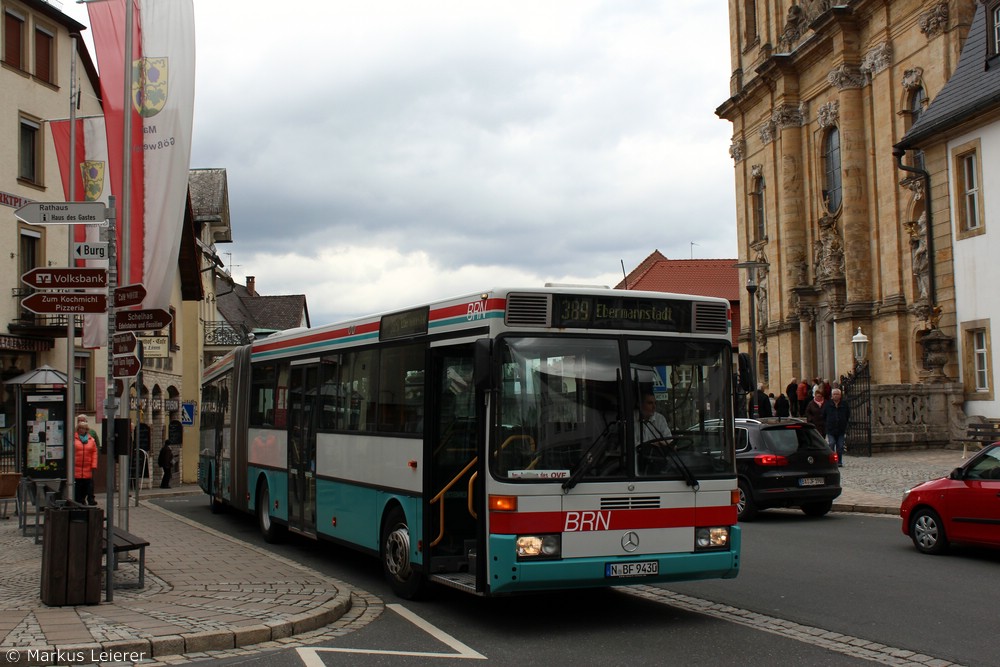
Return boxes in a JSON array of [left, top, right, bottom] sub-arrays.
[[718, 0, 978, 447]]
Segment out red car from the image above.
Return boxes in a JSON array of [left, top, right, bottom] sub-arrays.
[[900, 443, 1000, 554]]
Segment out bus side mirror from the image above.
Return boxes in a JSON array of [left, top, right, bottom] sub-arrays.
[[474, 338, 493, 392]]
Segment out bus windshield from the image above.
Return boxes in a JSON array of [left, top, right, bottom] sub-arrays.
[[492, 336, 734, 483]]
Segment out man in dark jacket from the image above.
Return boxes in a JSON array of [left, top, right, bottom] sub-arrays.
[[751, 384, 773, 418], [822, 388, 850, 466], [785, 378, 799, 416], [774, 392, 791, 418]]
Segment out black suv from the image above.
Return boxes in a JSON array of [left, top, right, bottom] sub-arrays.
[[736, 417, 841, 521]]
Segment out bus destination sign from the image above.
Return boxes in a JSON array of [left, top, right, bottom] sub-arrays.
[[380, 306, 429, 341], [552, 295, 691, 332]]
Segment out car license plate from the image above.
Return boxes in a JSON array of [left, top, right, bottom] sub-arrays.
[[606, 561, 658, 578], [799, 477, 825, 486]]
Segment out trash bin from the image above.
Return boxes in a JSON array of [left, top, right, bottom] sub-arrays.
[[40, 502, 103, 606]]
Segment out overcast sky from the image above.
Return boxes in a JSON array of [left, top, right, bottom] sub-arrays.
[[60, 0, 737, 325]]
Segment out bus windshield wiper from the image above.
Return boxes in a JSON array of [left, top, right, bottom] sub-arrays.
[[661, 442, 699, 490], [562, 419, 621, 492]]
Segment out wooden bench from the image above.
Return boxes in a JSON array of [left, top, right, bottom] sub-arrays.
[[966, 419, 1000, 458], [104, 526, 150, 589]]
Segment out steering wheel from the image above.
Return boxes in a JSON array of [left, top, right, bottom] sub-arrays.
[[637, 438, 673, 474]]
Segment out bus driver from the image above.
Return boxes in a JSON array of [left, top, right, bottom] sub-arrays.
[[635, 392, 672, 444]]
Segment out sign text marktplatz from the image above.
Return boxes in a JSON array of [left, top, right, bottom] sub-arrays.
[[15, 201, 107, 225]]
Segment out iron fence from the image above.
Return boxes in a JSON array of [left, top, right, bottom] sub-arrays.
[[839, 360, 872, 457]]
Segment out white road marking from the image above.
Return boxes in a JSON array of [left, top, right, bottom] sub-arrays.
[[625, 586, 965, 667], [296, 603, 487, 664]]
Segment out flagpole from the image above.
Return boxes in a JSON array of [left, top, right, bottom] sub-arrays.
[[117, 0, 134, 531], [66, 35, 78, 502]]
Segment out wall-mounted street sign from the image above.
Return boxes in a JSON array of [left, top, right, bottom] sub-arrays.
[[111, 332, 137, 356], [21, 292, 107, 314], [140, 335, 169, 358], [112, 354, 141, 378], [15, 201, 106, 225], [180, 401, 196, 426], [114, 283, 146, 308], [73, 241, 108, 261], [114, 308, 171, 331], [21, 267, 107, 289]]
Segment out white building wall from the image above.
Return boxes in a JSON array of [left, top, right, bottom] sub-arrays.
[[949, 123, 1000, 419]]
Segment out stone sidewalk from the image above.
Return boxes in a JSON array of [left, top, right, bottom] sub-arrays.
[[833, 447, 970, 514], [0, 489, 357, 666]]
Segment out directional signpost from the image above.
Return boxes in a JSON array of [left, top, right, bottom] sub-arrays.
[[111, 332, 137, 356], [114, 283, 146, 308], [73, 242, 108, 261], [114, 308, 171, 332], [22, 292, 107, 314], [21, 267, 107, 289], [112, 354, 141, 378], [15, 201, 107, 225]]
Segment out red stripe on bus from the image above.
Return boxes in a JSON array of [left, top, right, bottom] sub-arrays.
[[430, 298, 506, 321], [488, 505, 737, 534], [254, 321, 381, 353], [251, 298, 506, 355]]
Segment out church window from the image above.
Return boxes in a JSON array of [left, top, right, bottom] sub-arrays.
[[822, 127, 842, 212]]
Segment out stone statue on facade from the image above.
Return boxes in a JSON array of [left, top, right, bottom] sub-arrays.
[[814, 214, 845, 282]]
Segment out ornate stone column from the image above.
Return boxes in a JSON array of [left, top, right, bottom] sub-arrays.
[[829, 64, 873, 308]]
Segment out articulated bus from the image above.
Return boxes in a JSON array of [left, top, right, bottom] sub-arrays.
[[199, 286, 740, 598]]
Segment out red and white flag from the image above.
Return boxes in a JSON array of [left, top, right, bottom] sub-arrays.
[[87, 0, 196, 311], [50, 115, 111, 348]]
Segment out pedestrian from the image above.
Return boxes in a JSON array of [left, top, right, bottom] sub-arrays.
[[804, 386, 827, 436], [785, 378, 799, 416], [751, 383, 773, 417], [797, 379, 810, 416], [74, 415, 98, 505], [158, 440, 174, 489], [823, 387, 850, 466], [774, 392, 791, 417]]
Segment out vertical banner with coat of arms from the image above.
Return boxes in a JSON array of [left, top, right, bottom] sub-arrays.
[[87, 0, 196, 311], [50, 116, 112, 348]]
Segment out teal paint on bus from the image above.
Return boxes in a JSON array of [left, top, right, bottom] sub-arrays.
[[315, 478, 380, 550], [249, 466, 289, 521], [314, 480, 425, 565], [486, 528, 741, 594]]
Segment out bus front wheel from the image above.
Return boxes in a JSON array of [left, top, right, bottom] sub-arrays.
[[381, 506, 427, 599]]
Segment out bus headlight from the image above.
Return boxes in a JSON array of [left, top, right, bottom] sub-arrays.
[[516, 534, 561, 560], [695, 527, 730, 550]]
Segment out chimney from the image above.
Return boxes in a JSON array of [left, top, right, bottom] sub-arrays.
[[246, 276, 256, 296]]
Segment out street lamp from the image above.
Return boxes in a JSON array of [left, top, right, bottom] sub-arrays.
[[736, 261, 769, 418], [852, 327, 869, 369]]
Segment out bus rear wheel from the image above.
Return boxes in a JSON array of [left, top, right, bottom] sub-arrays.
[[381, 506, 427, 599], [257, 483, 286, 544], [208, 473, 222, 514]]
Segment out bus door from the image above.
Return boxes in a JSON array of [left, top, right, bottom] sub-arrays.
[[427, 344, 481, 586], [287, 363, 318, 535]]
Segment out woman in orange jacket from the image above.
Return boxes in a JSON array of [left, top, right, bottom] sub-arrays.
[[74, 415, 98, 505]]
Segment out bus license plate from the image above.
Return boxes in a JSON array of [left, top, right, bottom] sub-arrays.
[[606, 561, 658, 578], [799, 477, 824, 486]]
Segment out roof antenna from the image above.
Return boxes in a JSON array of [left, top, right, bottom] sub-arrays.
[[620, 259, 627, 289]]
